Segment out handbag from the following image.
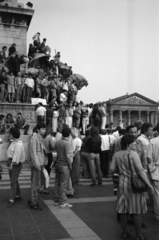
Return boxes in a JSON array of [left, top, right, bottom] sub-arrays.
[[128, 154, 148, 193]]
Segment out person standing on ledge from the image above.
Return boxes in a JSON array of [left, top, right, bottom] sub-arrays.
[[36, 102, 46, 124], [15, 112, 30, 135]]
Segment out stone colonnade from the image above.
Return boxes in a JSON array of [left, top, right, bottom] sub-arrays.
[[110, 109, 158, 126]]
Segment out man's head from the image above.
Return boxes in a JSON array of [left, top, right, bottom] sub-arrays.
[[36, 123, 46, 137], [17, 112, 22, 118], [141, 123, 153, 138], [12, 43, 16, 47], [126, 125, 138, 139], [43, 38, 47, 42], [90, 126, 99, 137], [62, 127, 71, 138], [9, 127, 20, 139], [2, 46, 7, 51], [118, 128, 126, 136]]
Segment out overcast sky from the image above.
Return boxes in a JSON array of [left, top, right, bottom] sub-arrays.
[[20, 0, 159, 103]]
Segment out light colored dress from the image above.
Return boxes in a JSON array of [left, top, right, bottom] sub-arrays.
[[112, 150, 147, 214]]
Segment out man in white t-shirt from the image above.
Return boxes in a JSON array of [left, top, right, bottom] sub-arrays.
[[25, 75, 34, 103], [36, 102, 46, 124]]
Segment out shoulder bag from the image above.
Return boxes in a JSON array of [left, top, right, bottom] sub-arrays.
[[128, 154, 148, 193]]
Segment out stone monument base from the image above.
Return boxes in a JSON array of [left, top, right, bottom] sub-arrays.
[[0, 103, 37, 161]]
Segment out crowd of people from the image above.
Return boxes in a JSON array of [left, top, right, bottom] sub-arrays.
[[0, 117, 159, 239], [0, 32, 87, 104]]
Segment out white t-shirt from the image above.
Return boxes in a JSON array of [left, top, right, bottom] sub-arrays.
[[73, 138, 82, 152], [100, 135, 110, 151], [109, 134, 116, 145], [36, 106, 46, 116], [25, 78, 34, 88]]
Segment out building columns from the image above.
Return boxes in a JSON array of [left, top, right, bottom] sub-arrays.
[[138, 111, 141, 121], [155, 111, 158, 125], [128, 110, 131, 125], [110, 110, 113, 123], [147, 111, 149, 123]]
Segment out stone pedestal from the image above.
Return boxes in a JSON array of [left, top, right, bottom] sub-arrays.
[[0, 0, 34, 55]]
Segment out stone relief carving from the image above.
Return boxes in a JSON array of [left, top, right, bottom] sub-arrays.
[[0, 109, 36, 123], [0, 14, 27, 26], [117, 96, 153, 105]]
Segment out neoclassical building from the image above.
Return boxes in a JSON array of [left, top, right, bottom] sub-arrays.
[[106, 92, 159, 128]]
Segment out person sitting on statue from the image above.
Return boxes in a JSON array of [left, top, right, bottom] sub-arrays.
[[15, 112, 30, 135], [39, 38, 47, 53], [32, 32, 41, 50], [68, 80, 77, 102], [28, 43, 36, 60], [6, 71, 15, 103], [41, 74, 49, 103], [49, 77, 57, 99], [25, 74, 34, 103], [0, 46, 7, 63], [15, 72, 23, 103], [8, 43, 16, 56], [35, 74, 42, 98]]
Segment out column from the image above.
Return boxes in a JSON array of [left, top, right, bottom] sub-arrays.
[[155, 111, 158, 126], [147, 111, 149, 123], [110, 110, 113, 123], [119, 110, 122, 121], [138, 111, 141, 121], [128, 110, 131, 125]]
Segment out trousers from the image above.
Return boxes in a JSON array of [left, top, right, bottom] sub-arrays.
[[9, 163, 22, 200]]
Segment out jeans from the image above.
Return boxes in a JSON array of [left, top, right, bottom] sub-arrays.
[[30, 166, 41, 205], [26, 86, 32, 103], [54, 164, 70, 204], [101, 116, 106, 129], [16, 85, 22, 102], [71, 152, 80, 190], [100, 150, 110, 177], [9, 163, 22, 200], [80, 152, 90, 178], [88, 153, 102, 184], [15, 124, 30, 135], [45, 153, 53, 176], [0, 84, 7, 101]]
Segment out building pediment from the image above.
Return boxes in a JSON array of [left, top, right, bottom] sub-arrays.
[[117, 96, 153, 105], [108, 92, 158, 106]]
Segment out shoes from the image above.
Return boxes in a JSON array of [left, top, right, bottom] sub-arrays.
[[60, 203, 73, 208], [90, 183, 97, 187], [153, 218, 159, 224], [66, 194, 74, 197], [98, 182, 102, 185], [28, 200, 42, 210], [54, 202, 60, 206], [7, 200, 14, 208], [15, 196, 22, 201], [39, 190, 50, 194]]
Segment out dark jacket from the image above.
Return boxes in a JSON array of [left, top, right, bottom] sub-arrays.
[[86, 136, 101, 153]]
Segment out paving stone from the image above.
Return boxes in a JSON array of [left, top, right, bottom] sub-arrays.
[[67, 227, 96, 238], [14, 232, 43, 240], [0, 235, 14, 240], [61, 220, 88, 229], [12, 224, 39, 234], [41, 230, 70, 240], [10, 216, 35, 226], [0, 226, 12, 235]]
